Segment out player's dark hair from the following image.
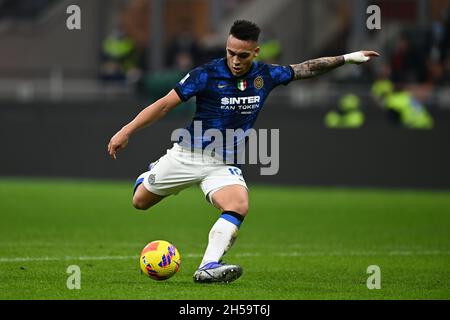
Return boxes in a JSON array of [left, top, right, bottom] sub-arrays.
[[229, 20, 261, 42]]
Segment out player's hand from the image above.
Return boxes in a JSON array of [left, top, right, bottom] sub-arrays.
[[344, 50, 380, 64], [107, 130, 129, 160]]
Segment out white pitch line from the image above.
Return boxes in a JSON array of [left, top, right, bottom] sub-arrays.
[[0, 255, 137, 263], [1, 250, 449, 263]]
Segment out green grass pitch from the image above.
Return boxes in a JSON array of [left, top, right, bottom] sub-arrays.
[[0, 178, 449, 300]]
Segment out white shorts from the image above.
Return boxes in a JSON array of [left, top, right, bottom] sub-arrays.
[[133, 143, 248, 203]]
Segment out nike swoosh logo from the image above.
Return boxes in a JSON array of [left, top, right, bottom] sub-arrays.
[[218, 84, 230, 89]]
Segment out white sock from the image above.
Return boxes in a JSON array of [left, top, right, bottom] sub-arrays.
[[199, 217, 239, 268]]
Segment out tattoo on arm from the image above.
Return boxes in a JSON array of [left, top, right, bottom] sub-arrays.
[[290, 56, 345, 80]]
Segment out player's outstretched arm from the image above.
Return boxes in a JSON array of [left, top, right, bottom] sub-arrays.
[[290, 50, 380, 80], [107, 89, 182, 160]]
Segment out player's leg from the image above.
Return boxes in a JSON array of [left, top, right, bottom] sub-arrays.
[[132, 144, 203, 211], [131, 163, 169, 211], [194, 167, 248, 283], [199, 185, 248, 266], [210, 184, 249, 216], [132, 183, 166, 210]]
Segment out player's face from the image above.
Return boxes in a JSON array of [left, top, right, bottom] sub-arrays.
[[226, 35, 260, 77]]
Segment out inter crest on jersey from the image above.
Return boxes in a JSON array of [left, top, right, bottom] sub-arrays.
[[254, 76, 264, 89]]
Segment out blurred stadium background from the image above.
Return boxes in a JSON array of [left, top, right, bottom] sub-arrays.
[[0, 0, 450, 188], [0, 0, 449, 300]]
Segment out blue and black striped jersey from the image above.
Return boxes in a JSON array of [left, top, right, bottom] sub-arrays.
[[174, 58, 294, 164]]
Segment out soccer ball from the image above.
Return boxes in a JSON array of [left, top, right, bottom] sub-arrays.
[[139, 240, 181, 280]]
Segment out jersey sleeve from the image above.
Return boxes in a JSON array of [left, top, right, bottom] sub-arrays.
[[268, 64, 295, 87], [174, 67, 208, 101]]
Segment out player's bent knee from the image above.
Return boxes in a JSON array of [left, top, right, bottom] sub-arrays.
[[212, 186, 249, 216], [224, 200, 249, 217], [132, 197, 152, 211], [132, 184, 165, 211], [237, 202, 249, 216]]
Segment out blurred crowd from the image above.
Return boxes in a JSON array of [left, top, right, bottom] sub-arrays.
[[1, 0, 434, 128], [99, 0, 259, 105], [380, 9, 450, 91], [326, 5, 450, 130], [99, 0, 265, 85], [100, 1, 449, 84], [0, 0, 55, 19], [98, 0, 449, 129]]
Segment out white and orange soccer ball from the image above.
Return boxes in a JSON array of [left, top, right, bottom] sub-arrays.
[[139, 240, 181, 280]]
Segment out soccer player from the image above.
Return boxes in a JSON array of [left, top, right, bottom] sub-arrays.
[[108, 20, 379, 283]]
